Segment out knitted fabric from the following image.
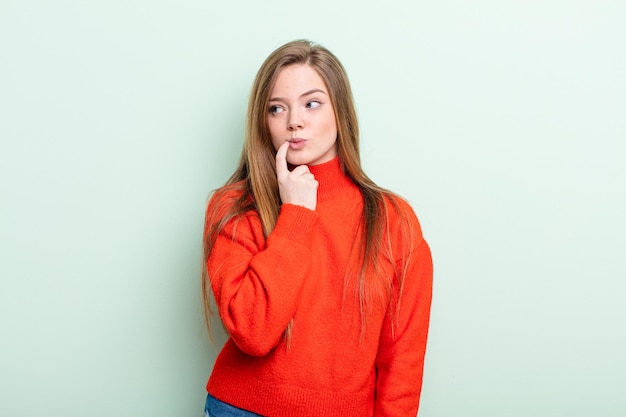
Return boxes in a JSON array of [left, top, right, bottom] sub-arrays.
[[205, 157, 433, 417]]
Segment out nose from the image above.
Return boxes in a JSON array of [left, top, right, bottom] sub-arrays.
[[287, 109, 303, 131]]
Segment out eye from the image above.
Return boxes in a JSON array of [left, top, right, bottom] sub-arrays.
[[269, 105, 284, 115], [306, 100, 321, 109]]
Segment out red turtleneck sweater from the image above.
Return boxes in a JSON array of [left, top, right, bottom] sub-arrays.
[[205, 157, 433, 417]]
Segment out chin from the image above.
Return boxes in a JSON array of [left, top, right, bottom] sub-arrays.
[[287, 155, 313, 166]]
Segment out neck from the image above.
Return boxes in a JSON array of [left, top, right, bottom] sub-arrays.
[[308, 157, 354, 201]]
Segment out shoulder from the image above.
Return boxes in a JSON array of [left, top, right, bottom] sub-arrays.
[[207, 180, 251, 214], [382, 192, 423, 235], [381, 192, 429, 261], [205, 181, 257, 233]]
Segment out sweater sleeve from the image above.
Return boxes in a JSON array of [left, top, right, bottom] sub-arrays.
[[206, 202, 319, 357], [374, 207, 433, 417]]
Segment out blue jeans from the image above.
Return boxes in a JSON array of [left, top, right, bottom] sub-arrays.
[[204, 394, 263, 417]]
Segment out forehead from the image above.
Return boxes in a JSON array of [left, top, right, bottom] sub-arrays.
[[271, 64, 328, 94]]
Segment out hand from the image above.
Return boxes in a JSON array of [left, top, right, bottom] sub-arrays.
[[275, 142, 318, 211]]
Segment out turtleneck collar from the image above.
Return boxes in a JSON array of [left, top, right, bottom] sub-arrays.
[[307, 157, 355, 202]]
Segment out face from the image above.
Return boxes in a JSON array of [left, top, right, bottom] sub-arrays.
[[267, 64, 338, 166]]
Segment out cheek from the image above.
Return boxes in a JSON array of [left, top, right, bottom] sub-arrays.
[[266, 119, 278, 141], [320, 107, 337, 134], [324, 114, 338, 137], [267, 124, 284, 151]]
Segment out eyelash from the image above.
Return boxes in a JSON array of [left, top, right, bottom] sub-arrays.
[[268, 100, 322, 115], [269, 105, 283, 115]]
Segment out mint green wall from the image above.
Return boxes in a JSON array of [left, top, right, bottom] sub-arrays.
[[1, 1, 624, 416]]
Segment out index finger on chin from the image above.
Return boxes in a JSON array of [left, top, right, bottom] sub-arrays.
[[275, 142, 289, 177]]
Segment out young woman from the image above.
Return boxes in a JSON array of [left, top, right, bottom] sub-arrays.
[[202, 39, 433, 417]]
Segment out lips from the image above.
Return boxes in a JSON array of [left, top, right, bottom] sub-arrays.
[[288, 138, 307, 150]]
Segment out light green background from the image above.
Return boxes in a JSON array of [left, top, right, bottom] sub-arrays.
[[1, 0, 624, 416]]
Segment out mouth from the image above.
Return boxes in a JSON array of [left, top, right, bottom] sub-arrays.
[[287, 137, 307, 150]]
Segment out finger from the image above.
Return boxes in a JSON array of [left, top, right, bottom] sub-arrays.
[[275, 142, 290, 178], [291, 165, 311, 176]]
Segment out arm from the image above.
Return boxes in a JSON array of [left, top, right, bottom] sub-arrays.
[[207, 202, 319, 357], [374, 210, 433, 417], [207, 143, 320, 357]]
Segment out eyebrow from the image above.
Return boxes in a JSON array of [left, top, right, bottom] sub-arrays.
[[269, 88, 327, 102]]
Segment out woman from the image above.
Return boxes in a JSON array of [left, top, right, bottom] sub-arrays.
[[202, 39, 433, 417]]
